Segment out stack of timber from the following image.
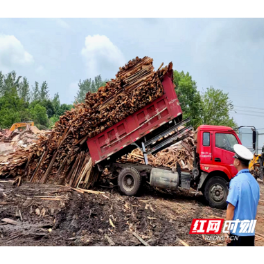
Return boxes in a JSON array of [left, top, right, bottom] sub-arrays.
[[0, 57, 172, 189], [118, 130, 195, 171]]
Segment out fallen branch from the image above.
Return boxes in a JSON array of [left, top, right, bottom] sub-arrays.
[[105, 235, 115, 246], [72, 187, 105, 195], [132, 232, 150, 246], [177, 237, 189, 246], [1, 218, 18, 225]]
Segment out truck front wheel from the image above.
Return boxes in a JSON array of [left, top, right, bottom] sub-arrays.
[[118, 167, 142, 196], [204, 176, 228, 209]]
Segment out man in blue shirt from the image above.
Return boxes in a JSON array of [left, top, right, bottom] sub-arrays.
[[225, 144, 260, 246]]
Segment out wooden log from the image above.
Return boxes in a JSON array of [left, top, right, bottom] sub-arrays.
[[64, 155, 80, 185], [73, 152, 87, 187], [30, 150, 48, 183], [68, 154, 82, 187], [40, 127, 72, 184], [83, 164, 93, 189], [76, 157, 92, 188], [52, 152, 72, 184]]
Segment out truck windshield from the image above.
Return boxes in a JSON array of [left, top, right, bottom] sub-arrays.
[[215, 133, 238, 152]]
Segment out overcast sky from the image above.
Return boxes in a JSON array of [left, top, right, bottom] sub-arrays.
[[0, 18, 264, 129]]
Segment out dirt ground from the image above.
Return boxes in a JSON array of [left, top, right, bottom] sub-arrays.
[[0, 180, 263, 246]]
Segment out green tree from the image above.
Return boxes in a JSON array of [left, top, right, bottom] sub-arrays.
[[19, 107, 32, 123], [75, 79, 92, 103], [29, 103, 49, 128], [41, 99, 55, 118], [57, 103, 72, 116], [0, 108, 21, 128], [4, 71, 22, 89], [0, 70, 59, 130], [0, 86, 24, 128], [31, 82, 40, 101], [0, 71, 29, 128], [201, 87, 236, 128], [18, 77, 30, 102], [49, 115, 59, 128], [75, 75, 107, 103], [40, 81, 49, 101], [94, 75, 103, 92], [0, 71, 4, 96], [52, 93, 61, 116], [173, 70, 203, 129], [30, 99, 55, 118], [0, 71, 22, 97]]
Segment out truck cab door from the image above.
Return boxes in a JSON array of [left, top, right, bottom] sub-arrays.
[[212, 132, 239, 178], [199, 131, 213, 164]]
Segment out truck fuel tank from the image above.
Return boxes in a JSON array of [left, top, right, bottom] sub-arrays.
[[150, 168, 179, 190]]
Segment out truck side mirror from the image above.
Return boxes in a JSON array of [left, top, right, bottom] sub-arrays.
[[252, 130, 256, 151]]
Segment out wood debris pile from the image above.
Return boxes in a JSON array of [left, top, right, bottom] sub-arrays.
[[0, 129, 10, 141], [0, 57, 171, 188], [1, 126, 46, 145], [118, 130, 195, 171], [0, 126, 48, 156]]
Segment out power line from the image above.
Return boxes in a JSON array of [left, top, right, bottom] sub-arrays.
[[231, 110, 264, 115], [230, 111, 264, 118], [233, 108, 264, 114], [234, 105, 264, 111], [231, 110, 264, 116]]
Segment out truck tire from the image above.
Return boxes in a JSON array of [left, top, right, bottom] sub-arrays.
[[118, 167, 141, 196], [204, 176, 228, 209]]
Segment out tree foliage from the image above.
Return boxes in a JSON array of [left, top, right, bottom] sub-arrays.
[[0, 71, 73, 129], [52, 93, 60, 116], [201, 87, 237, 128], [29, 103, 49, 127], [0, 71, 4, 96], [57, 103, 72, 116], [18, 77, 30, 103], [173, 70, 236, 129], [0, 86, 24, 128], [40, 81, 49, 101], [31, 82, 40, 102], [49, 115, 59, 128], [173, 70, 203, 129], [75, 75, 108, 103]]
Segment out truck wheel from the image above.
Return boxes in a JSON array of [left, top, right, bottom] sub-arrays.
[[118, 167, 141, 196], [204, 176, 228, 209]]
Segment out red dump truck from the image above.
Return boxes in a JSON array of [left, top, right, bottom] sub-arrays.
[[87, 68, 241, 209]]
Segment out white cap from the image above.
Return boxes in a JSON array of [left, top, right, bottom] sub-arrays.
[[233, 144, 254, 161]]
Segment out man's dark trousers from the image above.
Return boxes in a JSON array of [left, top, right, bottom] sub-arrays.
[[227, 234, 255, 246]]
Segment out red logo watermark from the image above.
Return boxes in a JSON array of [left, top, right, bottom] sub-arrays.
[[189, 219, 224, 234]]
